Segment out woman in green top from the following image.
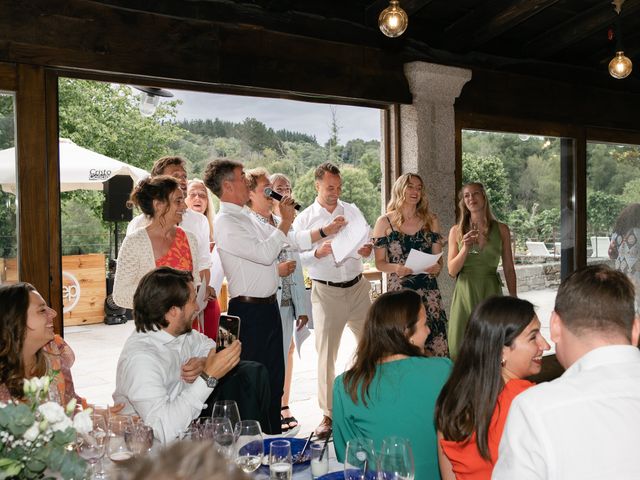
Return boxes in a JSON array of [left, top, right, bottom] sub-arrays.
[[333, 289, 452, 480], [447, 182, 517, 359]]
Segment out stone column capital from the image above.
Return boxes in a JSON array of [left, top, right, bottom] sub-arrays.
[[403, 61, 472, 105]]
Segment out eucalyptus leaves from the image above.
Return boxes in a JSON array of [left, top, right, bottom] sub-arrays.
[[0, 375, 90, 479]]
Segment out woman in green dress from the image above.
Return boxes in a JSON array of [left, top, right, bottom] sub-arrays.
[[447, 183, 516, 359], [333, 289, 452, 480]]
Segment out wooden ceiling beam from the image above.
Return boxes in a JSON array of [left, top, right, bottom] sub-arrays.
[[523, 0, 640, 59], [442, 0, 560, 52]]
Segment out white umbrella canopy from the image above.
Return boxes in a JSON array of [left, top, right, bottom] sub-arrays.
[[0, 138, 149, 193]]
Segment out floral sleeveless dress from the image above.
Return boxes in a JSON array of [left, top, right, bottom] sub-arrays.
[[374, 218, 449, 357]]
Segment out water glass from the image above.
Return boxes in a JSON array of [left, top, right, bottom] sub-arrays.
[[76, 415, 107, 480], [344, 437, 377, 480], [107, 415, 134, 464], [211, 417, 235, 460], [269, 439, 292, 480], [310, 442, 329, 479], [234, 419, 264, 473], [378, 437, 415, 480], [124, 422, 154, 456], [212, 400, 241, 431]]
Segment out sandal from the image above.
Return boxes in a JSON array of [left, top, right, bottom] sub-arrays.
[[281, 406, 299, 430]]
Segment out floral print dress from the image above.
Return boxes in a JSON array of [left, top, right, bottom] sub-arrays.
[[374, 217, 449, 357]]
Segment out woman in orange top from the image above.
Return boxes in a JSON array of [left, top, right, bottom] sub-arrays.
[[435, 296, 550, 480]]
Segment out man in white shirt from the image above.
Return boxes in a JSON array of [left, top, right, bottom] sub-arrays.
[[203, 158, 345, 433], [113, 266, 241, 443], [126, 156, 213, 296], [493, 264, 640, 480], [293, 162, 373, 438]]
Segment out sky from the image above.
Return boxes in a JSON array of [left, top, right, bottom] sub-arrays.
[[169, 90, 381, 145]]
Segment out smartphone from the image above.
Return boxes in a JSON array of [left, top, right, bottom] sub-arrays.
[[217, 314, 241, 351]]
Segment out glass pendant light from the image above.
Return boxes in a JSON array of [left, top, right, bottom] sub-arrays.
[[379, 0, 408, 38]]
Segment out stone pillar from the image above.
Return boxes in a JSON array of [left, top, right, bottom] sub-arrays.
[[400, 61, 472, 314]]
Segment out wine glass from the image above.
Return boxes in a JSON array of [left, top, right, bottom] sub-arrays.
[[344, 437, 377, 480], [469, 222, 480, 254], [212, 400, 241, 431], [378, 437, 415, 480], [76, 415, 107, 480], [107, 415, 134, 464], [234, 419, 264, 473], [211, 417, 235, 460]]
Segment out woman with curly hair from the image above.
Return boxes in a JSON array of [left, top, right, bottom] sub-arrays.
[[372, 173, 448, 356], [447, 182, 516, 358], [0, 282, 81, 405]]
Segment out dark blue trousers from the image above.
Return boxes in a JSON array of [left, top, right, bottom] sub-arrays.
[[227, 298, 284, 434]]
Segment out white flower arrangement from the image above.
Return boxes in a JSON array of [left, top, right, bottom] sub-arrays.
[[0, 375, 89, 479]]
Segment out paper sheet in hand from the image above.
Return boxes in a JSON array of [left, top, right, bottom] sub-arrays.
[[331, 212, 370, 263], [195, 280, 208, 331], [293, 324, 311, 357], [404, 249, 442, 273]]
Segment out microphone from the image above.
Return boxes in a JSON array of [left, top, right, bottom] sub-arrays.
[[264, 187, 301, 211]]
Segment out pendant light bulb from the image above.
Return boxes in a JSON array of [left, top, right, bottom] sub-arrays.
[[608, 51, 633, 79], [379, 0, 408, 38]]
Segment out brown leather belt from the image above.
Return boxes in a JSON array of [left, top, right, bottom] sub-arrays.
[[231, 294, 278, 304], [312, 274, 362, 289]]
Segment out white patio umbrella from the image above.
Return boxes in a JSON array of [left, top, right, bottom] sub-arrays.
[[0, 138, 149, 193]]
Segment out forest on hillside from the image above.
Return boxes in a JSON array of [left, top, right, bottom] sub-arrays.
[[1, 79, 639, 258]]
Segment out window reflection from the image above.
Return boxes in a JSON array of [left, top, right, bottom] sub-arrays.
[[0, 92, 18, 284]]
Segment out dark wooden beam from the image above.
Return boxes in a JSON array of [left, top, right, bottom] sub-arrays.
[[442, 0, 561, 52], [0, 62, 17, 90], [523, 0, 640, 59], [0, 0, 411, 105]]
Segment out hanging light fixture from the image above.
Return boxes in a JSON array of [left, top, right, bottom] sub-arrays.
[[378, 0, 408, 38], [133, 86, 174, 117], [608, 0, 633, 79]]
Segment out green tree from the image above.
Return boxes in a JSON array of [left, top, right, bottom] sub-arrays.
[[0, 94, 16, 256], [622, 178, 640, 204], [462, 153, 511, 222], [587, 191, 624, 236]]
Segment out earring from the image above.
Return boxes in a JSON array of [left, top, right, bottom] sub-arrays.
[[501, 358, 506, 367]]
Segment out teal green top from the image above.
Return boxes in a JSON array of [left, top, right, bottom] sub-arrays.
[[333, 356, 452, 480]]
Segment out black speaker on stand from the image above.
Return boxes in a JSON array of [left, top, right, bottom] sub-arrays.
[[103, 176, 134, 325]]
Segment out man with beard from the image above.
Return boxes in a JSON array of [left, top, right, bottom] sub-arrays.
[[113, 267, 241, 443]]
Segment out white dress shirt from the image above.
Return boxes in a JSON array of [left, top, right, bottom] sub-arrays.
[[493, 345, 640, 480], [293, 199, 366, 283], [113, 329, 215, 444], [127, 209, 211, 271], [214, 202, 312, 298]]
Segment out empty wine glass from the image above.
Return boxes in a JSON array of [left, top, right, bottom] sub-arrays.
[[469, 222, 480, 254], [344, 437, 377, 480], [107, 415, 134, 464], [212, 417, 235, 460], [378, 437, 415, 480], [234, 419, 264, 473], [76, 415, 107, 479], [212, 400, 241, 431]]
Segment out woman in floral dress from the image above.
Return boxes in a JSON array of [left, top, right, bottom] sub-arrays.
[[372, 173, 449, 357]]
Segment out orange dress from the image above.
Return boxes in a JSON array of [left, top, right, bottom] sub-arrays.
[[155, 227, 193, 271], [440, 379, 534, 480]]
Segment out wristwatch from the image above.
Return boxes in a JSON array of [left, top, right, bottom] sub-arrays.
[[199, 371, 218, 389]]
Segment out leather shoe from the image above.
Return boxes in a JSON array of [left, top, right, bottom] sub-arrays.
[[314, 415, 332, 439]]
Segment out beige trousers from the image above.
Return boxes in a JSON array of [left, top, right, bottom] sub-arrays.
[[311, 276, 371, 417]]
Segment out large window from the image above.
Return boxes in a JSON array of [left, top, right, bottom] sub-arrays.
[[587, 140, 640, 311], [462, 130, 567, 350], [0, 92, 18, 284]]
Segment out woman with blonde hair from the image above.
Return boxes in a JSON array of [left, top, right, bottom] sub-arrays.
[[372, 173, 448, 356], [447, 182, 516, 358], [186, 178, 220, 340]]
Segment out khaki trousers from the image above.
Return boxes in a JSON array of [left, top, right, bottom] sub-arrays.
[[311, 276, 371, 417]]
